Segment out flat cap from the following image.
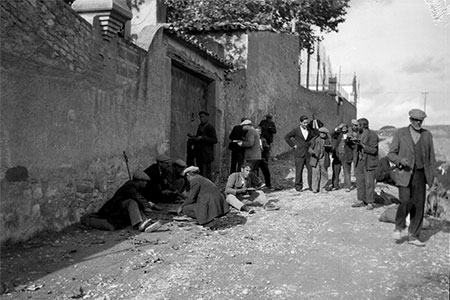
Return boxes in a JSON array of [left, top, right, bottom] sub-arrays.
[[351, 119, 358, 125], [241, 119, 252, 126], [265, 114, 273, 118], [132, 170, 150, 181], [198, 111, 210, 116], [156, 154, 171, 162], [182, 166, 200, 176], [173, 159, 187, 167], [409, 109, 427, 120], [318, 127, 329, 133]]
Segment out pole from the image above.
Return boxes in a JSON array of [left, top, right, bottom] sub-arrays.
[[422, 92, 428, 113], [316, 40, 320, 92], [123, 151, 132, 180], [306, 49, 311, 89]]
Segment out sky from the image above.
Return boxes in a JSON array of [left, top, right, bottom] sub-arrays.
[[322, 0, 450, 130]]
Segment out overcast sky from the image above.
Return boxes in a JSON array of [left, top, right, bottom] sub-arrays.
[[322, 0, 450, 130]]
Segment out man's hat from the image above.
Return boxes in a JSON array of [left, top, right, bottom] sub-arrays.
[[265, 114, 273, 118], [173, 159, 187, 168], [182, 166, 200, 176], [132, 170, 150, 181], [198, 111, 210, 116], [351, 119, 358, 125], [241, 119, 252, 126], [156, 154, 171, 162], [409, 109, 427, 120], [318, 127, 329, 133]]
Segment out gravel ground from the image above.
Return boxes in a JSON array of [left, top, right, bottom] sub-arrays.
[[1, 158, 449, 300]]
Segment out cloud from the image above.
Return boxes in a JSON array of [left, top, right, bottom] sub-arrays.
[[399, 56, 447, 74], [349, 0, 393, 9]]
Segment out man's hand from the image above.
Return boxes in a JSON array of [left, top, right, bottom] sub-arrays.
[[293, 145, 297, 150], [237, 141, 243, 146], [399, 158, 410, 168], [177, 206, 183, 215]]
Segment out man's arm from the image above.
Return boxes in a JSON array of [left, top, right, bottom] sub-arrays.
[[201, 125, 218, 144], [284, 128, 296, 148], [361, 131, 378, 155], [182, 179, 200, 207], [241, 131, 256, 148]]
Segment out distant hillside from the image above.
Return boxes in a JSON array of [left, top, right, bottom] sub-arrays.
[[379, 125, 396, 131]]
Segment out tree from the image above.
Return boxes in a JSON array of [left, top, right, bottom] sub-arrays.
[[163, 0, 350, 51]]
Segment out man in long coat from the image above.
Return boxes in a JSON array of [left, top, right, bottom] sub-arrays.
[[285, 115, 316, 192], [387, 109, 437, 246], [188, 111, 218, 180], [351, 118, 379, 210], [178, 166, 229, 228]]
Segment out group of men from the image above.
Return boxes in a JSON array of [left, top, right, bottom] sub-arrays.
[[82, 108, 437, 247], [284, 109, 437, 246]]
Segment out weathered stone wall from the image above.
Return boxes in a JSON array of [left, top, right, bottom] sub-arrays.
[[222, 31, 356, 159], [0, 0, 171, 244]]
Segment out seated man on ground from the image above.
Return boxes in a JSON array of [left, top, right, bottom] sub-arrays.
[[81, 171, 162, 232], [225, 163, 279, 212], [142, 154, 177, 203], [177, 166, 229, 228]]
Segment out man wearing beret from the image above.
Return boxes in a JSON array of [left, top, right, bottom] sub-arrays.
[[188, 111, 218, 180], [388, 109, 437, 247], [285, 115, 316, 192], [81, 171, 162, 232]]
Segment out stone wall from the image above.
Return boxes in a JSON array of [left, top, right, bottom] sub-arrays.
[[0, 0, 171, 244], [221, 31, 356, 159]]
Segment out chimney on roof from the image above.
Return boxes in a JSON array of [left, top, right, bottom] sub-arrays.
[[72, 0, 133, 41], [130, 0, 167, 37]]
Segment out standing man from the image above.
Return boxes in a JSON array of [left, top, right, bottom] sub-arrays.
[[334, 124, 354, 192], [228, 118, 247, 173], [351, 118, 379, 210], [309, 127, 332, 193], [387, 109, 437, 247], [285, 115, 315, 192], [309, 113, 324, 134], [258, 114, 277, 161], [188, 111, 218, 180], [238, 119, 270, 188]]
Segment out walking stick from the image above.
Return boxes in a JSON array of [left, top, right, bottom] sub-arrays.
[[123, 151, 132, 180]]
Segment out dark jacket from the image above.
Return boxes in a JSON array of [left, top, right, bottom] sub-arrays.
[[141, 163, 170, 201], [182, 175, 229, 225], [332, 131, 354, 163], [98, 181, 149, 229], [228, 124, 246, 151], [356, 128, 379, 171], [284, 126, 316, 157], [258, 119, 277, 145], [193, 122, 218, 163], [387, 126, 436, 187]]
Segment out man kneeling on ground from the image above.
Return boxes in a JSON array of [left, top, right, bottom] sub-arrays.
[[81, 171, 162, 232], [225, 162, 280, 213], [177, 166, 229, 228]]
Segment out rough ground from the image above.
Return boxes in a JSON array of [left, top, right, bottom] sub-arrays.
[[1, 158, 449, 300]]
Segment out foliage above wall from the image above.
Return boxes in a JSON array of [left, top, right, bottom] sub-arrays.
[[161, 0, 350, 51]]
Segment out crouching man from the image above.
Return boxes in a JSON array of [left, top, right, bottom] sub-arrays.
[[225, 163, 279, 213], [81, 171, 162, 232], [177, 166, 229, 228]]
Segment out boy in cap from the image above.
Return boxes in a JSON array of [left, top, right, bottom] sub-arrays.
[[81, 171, 162, 232], [387, 109, 437, 246], [308, 127, 332, 193]]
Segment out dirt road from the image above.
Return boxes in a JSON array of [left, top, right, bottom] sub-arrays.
[[1, 160, 449, 300]]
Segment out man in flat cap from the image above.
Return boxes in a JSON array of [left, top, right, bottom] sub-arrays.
[[308, 127, 332, 193], [81, 171, 162, 232], [177, 166, 229, 228], [142, 154, 174, 202], [188, 111, 218, 180], [351, 118, 379, 210], [387, 109, 437, 247], [258, 114, 277, 161], [285, 115, 316, 192], [228, 117, 247, 173]]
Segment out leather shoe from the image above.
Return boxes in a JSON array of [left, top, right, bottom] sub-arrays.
[[351, 200, 365, 208]]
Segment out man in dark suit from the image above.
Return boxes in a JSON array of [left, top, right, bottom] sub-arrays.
[[228, 118, 247, 173], [285, 115, 316, 192], [258, 114, 277, 161], [188, 111, 218, 180], [351, 118, 379, 210], [387, 109, 437, 247]]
